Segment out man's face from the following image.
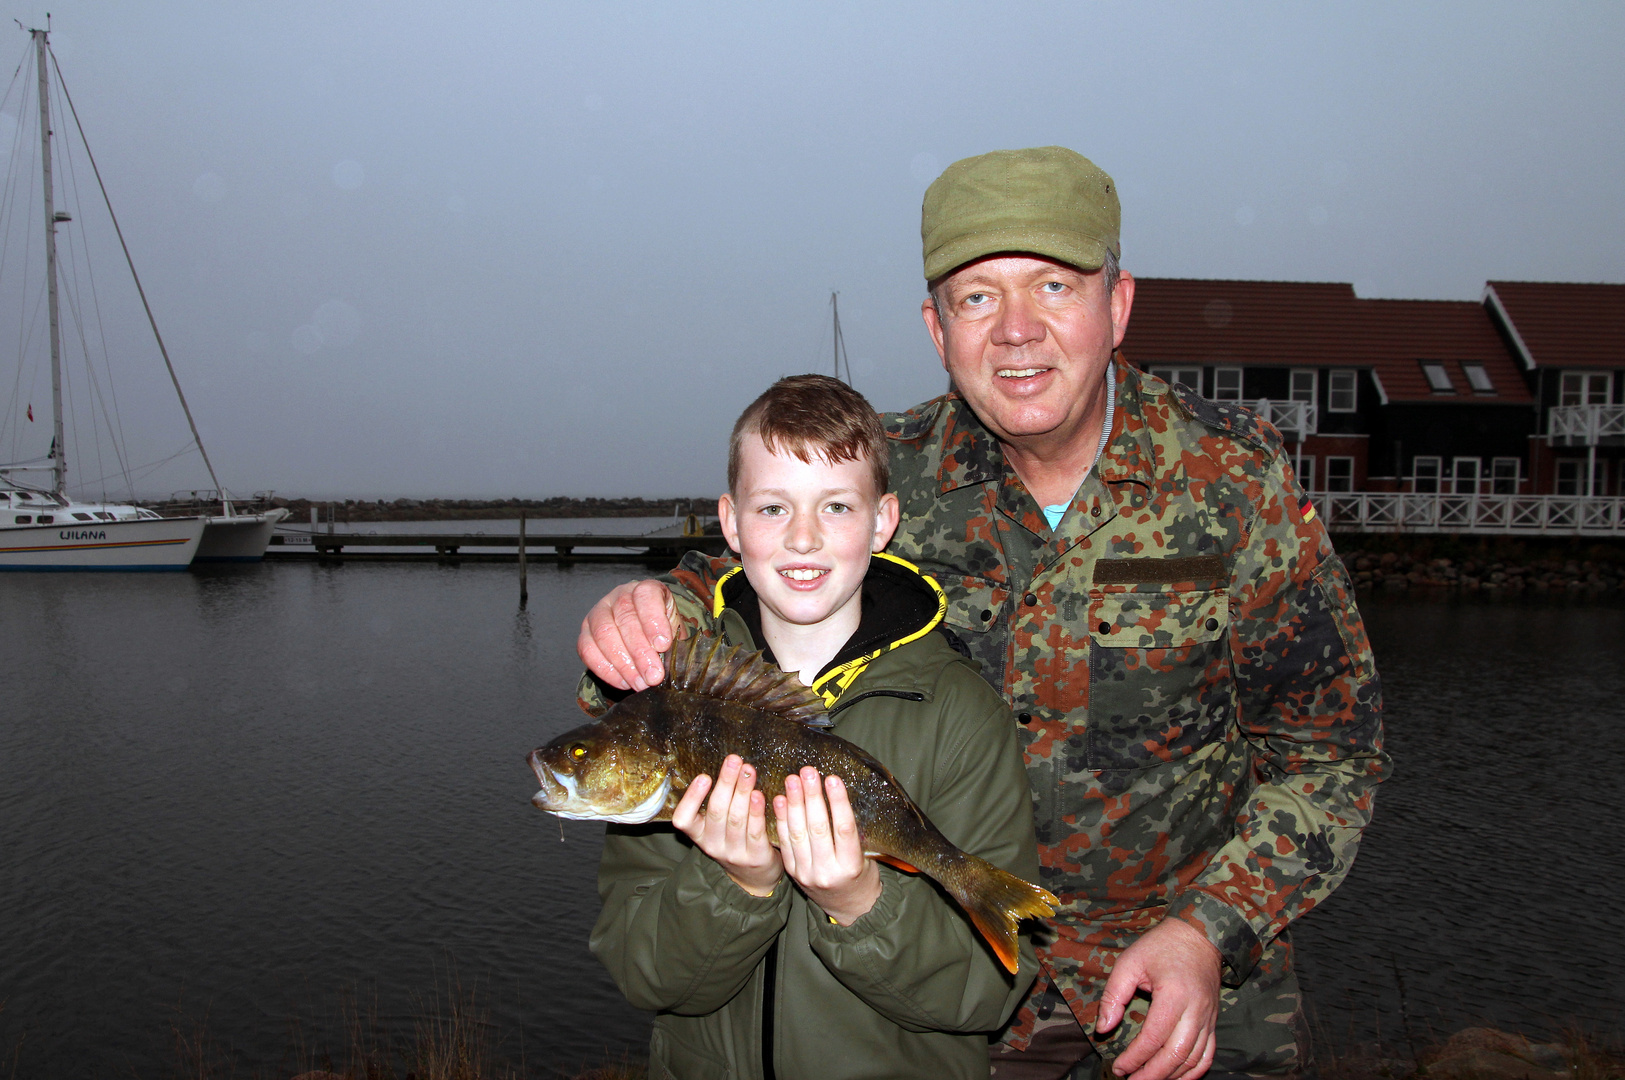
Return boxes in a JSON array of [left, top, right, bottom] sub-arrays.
[[921, 255, 1134, 457], [718, 433, 900, 636]]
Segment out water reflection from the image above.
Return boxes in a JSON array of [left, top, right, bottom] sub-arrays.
[[0, 570, 1619, 1077]]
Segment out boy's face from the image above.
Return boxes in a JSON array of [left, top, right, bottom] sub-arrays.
[[718, 433, 899, 634]]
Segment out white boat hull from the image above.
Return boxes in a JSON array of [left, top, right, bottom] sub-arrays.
[[0, 516, 205, 570], [195, 508, 291, 562]]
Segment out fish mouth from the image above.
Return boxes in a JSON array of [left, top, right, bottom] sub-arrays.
[[526, 749, 576, 810]]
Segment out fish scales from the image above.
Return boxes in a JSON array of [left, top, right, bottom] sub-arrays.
[[529, 633, 1058, 974]]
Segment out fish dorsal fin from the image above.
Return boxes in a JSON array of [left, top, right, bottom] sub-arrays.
[[666, 633, 832, 728]]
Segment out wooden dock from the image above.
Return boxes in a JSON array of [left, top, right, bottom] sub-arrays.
[[266, 530, 729, 563]]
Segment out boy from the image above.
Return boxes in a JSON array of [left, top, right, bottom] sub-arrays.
[[586, 374, 1043, 1080]]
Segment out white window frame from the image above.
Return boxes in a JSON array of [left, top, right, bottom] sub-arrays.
[[1421, 363, 1455, 393], [1324, 456, 1355, 493], [1451, 456, 1482, 495], [1555, 459, 1608, 496], [1295, 455, 1315, 492], [1413, 456, 1443, 494], [1289, 369, 1318, 404], [1149, 366, 1202, 393], [1560, 371, 1612, 406], [1327, 369, 1357, 412], [1491, 457, 1521, 495], [1212, 366, 1244, 402], [1461, 363, 1495, 395]]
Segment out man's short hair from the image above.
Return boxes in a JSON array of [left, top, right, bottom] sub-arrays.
[[728, 375, 888, 498]]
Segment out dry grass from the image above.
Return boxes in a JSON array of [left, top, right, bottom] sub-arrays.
[[1318, 1025, 1625, 1080], [151, 977, 648, 1080]]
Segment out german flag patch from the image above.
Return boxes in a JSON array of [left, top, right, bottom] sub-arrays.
[[1298, 493, 1317, 523]]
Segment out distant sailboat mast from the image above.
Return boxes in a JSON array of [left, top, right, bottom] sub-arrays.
[[34, 23, 234, 515], [33, 26, 67, 496], [830, 291, 852, 386]]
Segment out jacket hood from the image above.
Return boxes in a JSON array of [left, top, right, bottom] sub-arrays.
[[712, 551, 947, 708]]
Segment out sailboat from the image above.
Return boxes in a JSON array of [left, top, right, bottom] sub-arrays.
[[0, 24, 282, 569]]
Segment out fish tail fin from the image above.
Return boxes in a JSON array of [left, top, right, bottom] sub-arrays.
[[948, 855, 1058, 976]]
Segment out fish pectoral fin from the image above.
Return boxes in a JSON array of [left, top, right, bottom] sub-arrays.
[[872, 854, 920, 874]]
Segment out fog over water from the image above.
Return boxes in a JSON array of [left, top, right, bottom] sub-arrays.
[[0, 2, 1619, 499]]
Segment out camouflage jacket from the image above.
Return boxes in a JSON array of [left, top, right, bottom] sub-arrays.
[[628, 360, 1387, 1049]]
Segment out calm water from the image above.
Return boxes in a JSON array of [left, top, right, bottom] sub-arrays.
[[1, 559, 1621, 1077]]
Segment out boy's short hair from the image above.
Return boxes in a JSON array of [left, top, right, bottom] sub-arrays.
[[728, 375, 889, 498]]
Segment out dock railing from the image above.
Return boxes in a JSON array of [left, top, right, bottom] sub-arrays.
[[1317, 492, 1625, 536]]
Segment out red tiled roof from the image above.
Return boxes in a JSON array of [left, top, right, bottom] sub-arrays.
[[1120, 277, 1530, 405], [1359, 299, 1532, 404], [1119, 278, 1367, 368], [1485, 281, 1625, 370]]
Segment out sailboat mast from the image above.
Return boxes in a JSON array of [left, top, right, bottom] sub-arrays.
[[830, 291, 851, 386], [34, 28, 66, 496], [831, 292, 839, 378]]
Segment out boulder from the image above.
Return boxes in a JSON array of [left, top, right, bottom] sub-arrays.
[[1422, 1027, 1569, 1080]]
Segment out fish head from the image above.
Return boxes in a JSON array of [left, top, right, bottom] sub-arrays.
[[528, 712, 673, 825]]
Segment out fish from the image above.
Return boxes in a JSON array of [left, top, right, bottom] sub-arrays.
[[528, 632, 1057, 975]]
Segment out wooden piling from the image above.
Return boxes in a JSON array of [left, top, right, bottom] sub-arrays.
[[518, 512, 528, 607]]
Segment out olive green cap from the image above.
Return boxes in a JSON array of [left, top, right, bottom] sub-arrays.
[[921, 146, 1120, 282]]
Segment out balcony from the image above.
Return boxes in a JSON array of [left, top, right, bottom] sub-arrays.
[[1253, 399, 1317, 440], [1313, 492, 1625, 536], [1549, 404, 1625, 447]]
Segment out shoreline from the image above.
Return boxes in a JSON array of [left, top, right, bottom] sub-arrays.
[[1335, 535, 1625, 594]]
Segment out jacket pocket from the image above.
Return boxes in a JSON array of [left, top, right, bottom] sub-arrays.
[[649, 1027, 734, 1080], [936, 575, 1010, 687], [1085, 588, 1233, 771]]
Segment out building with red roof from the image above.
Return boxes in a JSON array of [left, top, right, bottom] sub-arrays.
[[1484, 281, 1625, 496], [1119, 278, 1538, 495]]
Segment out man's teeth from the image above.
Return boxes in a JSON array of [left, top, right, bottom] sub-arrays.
[[780, 568, 826, 581], [998, 368, 1045, 378]]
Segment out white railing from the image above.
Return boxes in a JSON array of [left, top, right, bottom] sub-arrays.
[[1549, 404, 1625, 446], [1314, 492, 1625, 536], [1253, 399, 1317, 440]]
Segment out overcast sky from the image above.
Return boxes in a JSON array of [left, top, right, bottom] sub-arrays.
[[0, 2, 1619, 500]]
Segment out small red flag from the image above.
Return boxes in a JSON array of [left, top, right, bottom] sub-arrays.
[[26, 404, 32, 422]]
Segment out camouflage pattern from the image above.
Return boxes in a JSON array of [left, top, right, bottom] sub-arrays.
[[617, 359, 1386, 1063], [992, 946, 1308, 1080]]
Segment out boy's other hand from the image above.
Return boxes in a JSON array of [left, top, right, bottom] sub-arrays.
[[673, 754, 783, 897], [579, 579, 678, 691], [774, 769, 882, 926]]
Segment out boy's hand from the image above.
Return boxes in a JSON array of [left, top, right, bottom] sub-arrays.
[[673, 754, 783, 897], [578, 579, 677, 692], [774, 768, 882, 926]]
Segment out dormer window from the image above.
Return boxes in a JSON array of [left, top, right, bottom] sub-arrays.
[[1421, 363, 1455, 393], [1462, 364, 1495, 395]]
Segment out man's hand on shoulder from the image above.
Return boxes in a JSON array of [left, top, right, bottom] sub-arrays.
[[1096, 916, 1222, 1080], [578, 579, 678, 691]]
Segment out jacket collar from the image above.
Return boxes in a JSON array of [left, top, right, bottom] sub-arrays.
[[712, 551, 946, 708]]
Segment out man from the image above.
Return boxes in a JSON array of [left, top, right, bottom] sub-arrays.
[[579, 146, 1387, 1080]]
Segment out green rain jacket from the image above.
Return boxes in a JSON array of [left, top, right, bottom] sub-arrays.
[[587, 553, 1042, 1080]]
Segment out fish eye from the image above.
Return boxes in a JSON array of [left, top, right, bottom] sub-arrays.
[[570, 743, 588, 759]]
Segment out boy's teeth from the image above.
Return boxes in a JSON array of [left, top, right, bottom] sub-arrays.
[[780, 568, 825, 581], [999, 368, 1043, 378]]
